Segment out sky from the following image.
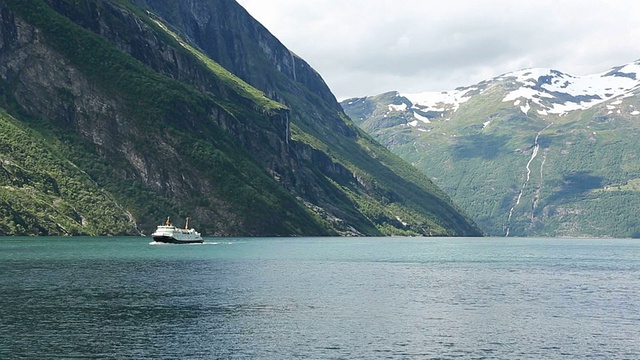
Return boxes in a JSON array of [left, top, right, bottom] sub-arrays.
[[235, 0, 640, 100]]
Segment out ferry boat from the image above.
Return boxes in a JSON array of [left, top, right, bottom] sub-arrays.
[[151, 217, 203, 244]]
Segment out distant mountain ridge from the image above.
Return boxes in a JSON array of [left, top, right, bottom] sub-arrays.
[[342, 60, 640, 237], [347, 61, 640, 127], [0, 0, 481, 236]]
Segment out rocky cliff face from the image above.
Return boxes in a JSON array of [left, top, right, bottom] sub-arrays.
[[0, 0, 481, 237], [129, 0, 340, 107]]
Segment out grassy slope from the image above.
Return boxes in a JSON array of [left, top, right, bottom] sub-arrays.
[[0, 109, 134, 235]]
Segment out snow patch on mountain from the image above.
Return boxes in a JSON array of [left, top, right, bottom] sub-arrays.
[[500, 62, 640, 115], [513, 99, 531, 115], [388, 103, 407, 112], [401, 87, 476, 114], [413, 112, 431, 123]]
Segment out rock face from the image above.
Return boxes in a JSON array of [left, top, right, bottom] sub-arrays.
[[0, 0, 481, 237]]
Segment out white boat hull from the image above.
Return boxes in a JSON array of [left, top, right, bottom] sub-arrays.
[[152, 235, 203, 244]]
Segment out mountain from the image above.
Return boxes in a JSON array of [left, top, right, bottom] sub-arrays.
[[342, 62, 640, 238], [0, 0, 481, 237]]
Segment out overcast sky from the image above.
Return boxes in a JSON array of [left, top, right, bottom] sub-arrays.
[[235, 0, 640, 100]]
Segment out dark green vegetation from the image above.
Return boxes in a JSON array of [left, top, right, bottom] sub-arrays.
[[0, 0, 481, 236], [343, 86, 640, 238]]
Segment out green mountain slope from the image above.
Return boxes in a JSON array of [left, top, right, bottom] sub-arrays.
[[0, 109, 134, 235], [342, 66, 640, 238], [0, 0, 481, 236]]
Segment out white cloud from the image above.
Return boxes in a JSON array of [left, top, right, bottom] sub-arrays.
[[236, 0, 640, 100]]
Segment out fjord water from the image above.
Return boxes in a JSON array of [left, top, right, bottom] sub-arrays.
[[1, 237, 639, 359]]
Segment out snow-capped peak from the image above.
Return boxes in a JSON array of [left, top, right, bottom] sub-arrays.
[[501, 61, 640, 115], [352, 60, 640, 129]]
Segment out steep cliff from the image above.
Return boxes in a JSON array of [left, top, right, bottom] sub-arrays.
[[0, 0, 481, 236]]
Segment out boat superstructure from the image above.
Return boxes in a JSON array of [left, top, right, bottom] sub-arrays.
[[151, 217, 203, 244]]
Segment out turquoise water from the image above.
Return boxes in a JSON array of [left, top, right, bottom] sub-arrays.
[[1, 237, 639, 359]]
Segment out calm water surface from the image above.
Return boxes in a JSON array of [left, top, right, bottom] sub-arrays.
[[1, 237, 639, 359]]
